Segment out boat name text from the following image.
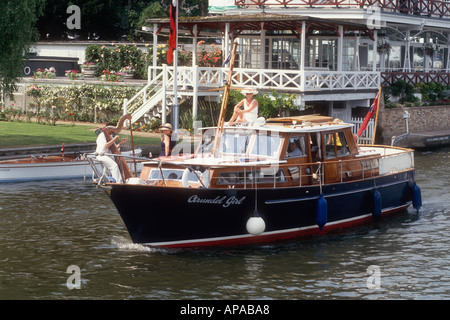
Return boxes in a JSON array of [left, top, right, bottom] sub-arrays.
[[187, 195, 246, 207]]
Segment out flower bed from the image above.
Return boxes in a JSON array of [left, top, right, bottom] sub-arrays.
[[33, 67, 56, 79], [100, 70, 124, 82], [197, 41, 222, 67], [65, 70, 84, 80]]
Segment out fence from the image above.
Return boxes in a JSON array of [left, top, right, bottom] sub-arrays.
[[348, 117, 375, 145]]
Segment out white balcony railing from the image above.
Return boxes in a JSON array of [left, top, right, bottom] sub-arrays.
[[233, 0, 450, 19], [148, 66, 380, 92]]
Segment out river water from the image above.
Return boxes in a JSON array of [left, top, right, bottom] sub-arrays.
[[0, 148, 449, 302]]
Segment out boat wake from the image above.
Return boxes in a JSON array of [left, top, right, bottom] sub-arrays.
[[111, 236, 154, 252]]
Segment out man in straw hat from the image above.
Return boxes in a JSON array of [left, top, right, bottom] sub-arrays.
[[228, 88, 258, 125], [159, 123, 177, 157]]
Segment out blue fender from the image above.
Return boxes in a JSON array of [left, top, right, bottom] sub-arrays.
[[316, 194, 327, 231], [372, 189, 382, 218], [412, 183, 422, 212]]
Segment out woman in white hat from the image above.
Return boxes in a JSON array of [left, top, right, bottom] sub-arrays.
[[159, 123, 176, 157], [228, 88, 258, 125]]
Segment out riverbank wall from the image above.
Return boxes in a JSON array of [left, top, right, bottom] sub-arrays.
[[378, 102, 450, 149]]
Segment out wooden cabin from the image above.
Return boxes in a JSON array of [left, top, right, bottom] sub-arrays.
[[138, 115, 380, 188]]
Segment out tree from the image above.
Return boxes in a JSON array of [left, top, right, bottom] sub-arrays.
[[35, 1, 209, 41], [127, 1, 167, 40], [36, 0, 129, 40], [127, 0, 208, 40], [0, 0, 45, 97]]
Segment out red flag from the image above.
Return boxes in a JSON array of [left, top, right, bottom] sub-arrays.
[[357, 90, 380, 138], [167, 0, 177, 64]]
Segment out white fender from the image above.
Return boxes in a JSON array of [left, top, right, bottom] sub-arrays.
[[181, 168, 190, 187], [246, 215, 266, 235], [201, 170, 210, 188]]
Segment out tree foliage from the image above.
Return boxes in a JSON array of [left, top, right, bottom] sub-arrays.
[[36, 0, 209, 41], [37, 0, 129, 40], [0, 0, 44, 96]]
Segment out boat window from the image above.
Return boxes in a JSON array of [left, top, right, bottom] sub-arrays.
[[325, 133, 336, 159], [197, 131, 216, 155], [337, 131, 350, 156], [148, 169, 200, 182], [288, 167, 300, 180], [324, 131, 351, 159], [217, 169, 287, 185], [250, 132, 282, 158], [219, 131, 251, 155], [285, 136, 306, 159], [310, 132, 321, 161]]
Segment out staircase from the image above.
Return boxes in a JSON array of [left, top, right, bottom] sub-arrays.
[[124, 65, 223, 124], [123, 68, 178, 123]]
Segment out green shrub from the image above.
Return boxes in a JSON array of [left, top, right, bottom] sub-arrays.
[[25, 84, 141, 124], [390, 80, 417, 103], [84, 44, 146, 79]]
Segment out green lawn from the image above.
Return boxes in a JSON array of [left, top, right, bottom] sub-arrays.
[[0, 121, 158, 148]]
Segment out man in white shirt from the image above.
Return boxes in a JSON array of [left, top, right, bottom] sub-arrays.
[[96, 124, 126, 183], [288, 141, 302, 157]]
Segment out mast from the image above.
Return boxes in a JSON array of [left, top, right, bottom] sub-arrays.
[[372, 86, 382, 144], [212, 42, 238, 156], [172, 0, 179, 137]]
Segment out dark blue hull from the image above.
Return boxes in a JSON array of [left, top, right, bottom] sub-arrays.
[[108, 170, 417, 248]]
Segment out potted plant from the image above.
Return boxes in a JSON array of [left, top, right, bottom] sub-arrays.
[[377, 39, 392, 55], [120, 66, 135, 79], [65, 70, 83, 80], [82, 62, 97, 78], [33, 67, 57, 79], [423, 42, 439, 56], [100, 70, 124, 82]]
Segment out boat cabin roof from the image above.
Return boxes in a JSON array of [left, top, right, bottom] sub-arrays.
[[201, 115, 353, 134]]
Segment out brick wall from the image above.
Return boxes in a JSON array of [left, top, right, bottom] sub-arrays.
[[378, 96, 450, 142]]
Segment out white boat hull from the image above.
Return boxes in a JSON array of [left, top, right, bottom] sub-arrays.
[[0, 150, 143, 183], [0, 160, 95, 182]]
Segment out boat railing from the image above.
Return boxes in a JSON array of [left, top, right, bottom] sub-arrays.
[[86, 152, 207, 188], [203, 157, 381, 188], [89, 148, 413, 189]]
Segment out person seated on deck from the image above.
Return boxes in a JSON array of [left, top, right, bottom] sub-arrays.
[[96, 122, 127, 183], [159, 123, 177, 157], [228, 89, 258, 126]]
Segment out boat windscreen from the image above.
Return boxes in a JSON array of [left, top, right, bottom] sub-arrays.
[[219, 132, 251, 155], [197, 129, 252, 156], [250, 132, 282, 158]]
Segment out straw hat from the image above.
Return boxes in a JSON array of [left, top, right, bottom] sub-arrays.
[[159, 123, 173, 131], [241, 88, 258, 95]]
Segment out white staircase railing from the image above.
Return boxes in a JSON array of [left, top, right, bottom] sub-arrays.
[[124, 66, 170, 123], [129, 88, 164, 123]]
